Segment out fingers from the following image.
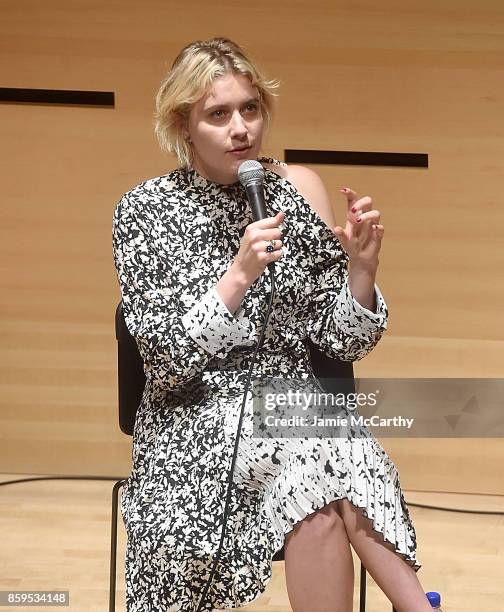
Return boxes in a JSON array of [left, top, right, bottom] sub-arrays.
[[340, 188, 374, 216], [252, 238, 284, 253], [371, 224, 385, 239], [256, 228, 284, 240], [355, 209, 381, 226], [340, 187, 358, 208], [244, 227, 283, 246], [245, 211, 284, 243], [332, 225, 350, 255], [239, 212, 285, 279], [245, 238, 283, 269], [252, 210, 285, 229], [340, 188, 383, 236], [260, 240, 284, 263]]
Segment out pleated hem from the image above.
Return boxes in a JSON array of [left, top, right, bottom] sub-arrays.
[[261, 437, 422, 573], [213, 437, 421, 609], [274, 491, 422, 573], [212, 493, 420, 611]]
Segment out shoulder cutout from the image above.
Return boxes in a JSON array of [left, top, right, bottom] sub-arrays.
[[282, 164, 336, 230]]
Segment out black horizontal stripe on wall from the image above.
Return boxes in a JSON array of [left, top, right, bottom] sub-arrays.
[[285, 149, 428, 168], [0, 88, 115, 107]]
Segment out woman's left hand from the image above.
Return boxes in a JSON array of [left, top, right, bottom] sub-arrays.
[[332, 187, 384, 270]]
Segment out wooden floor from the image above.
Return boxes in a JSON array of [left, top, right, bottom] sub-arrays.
[[0, 474, 503, 611]]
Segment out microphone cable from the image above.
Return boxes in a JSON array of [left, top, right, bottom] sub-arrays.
[[195, 262, 276, 611], [196, 159, 277, 611]]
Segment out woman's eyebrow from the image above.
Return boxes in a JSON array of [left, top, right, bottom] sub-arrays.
[[204, 97, 260, 112]]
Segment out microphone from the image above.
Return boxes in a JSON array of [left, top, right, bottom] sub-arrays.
[[237, 160, 267, 221]]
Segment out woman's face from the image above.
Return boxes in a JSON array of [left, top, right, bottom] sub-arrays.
[[184, 72, 264, 185]]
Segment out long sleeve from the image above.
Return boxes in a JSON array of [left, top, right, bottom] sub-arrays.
[[304, 208, 388, 363], [112, 192, 254, 393]]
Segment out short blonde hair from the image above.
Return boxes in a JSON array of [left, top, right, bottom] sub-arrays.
[[154, 37, 279, 168]]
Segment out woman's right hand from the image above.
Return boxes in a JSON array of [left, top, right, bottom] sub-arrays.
[[232, 211, 285, 286]]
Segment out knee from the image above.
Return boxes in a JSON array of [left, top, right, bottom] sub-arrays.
[[336, 497, 366, 533], [336, 498, 395, 550], [294, 500, 347, 541]]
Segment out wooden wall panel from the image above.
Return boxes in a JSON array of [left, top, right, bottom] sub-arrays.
[[1, 0, 503, 493]]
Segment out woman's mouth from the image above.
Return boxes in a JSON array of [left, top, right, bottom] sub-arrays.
[[228, 145, 252, 156]]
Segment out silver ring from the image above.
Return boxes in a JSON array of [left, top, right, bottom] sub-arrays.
[[265, 239, 275, 253]]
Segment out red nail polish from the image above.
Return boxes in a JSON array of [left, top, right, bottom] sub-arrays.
[[351, 206, 357, 213], [356, 217, 362, 223]]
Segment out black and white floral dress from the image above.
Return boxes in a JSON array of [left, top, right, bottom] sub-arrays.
[[112, 157, 420, 612]]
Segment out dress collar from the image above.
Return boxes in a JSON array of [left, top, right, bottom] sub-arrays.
[[184, 166, 241, 195], [183, 156, 283, 194]]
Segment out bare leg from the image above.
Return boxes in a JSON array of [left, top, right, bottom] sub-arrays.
[[336, 498, 432, 612], [284, 501, 354, 612]]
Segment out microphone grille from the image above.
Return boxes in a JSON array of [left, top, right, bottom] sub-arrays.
[[237, 160, 265, 187]]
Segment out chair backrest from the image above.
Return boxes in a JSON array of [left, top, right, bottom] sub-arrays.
[[115, 302, 146, 436], [115, 301, 355, 437], [306, 339, 356, 396]]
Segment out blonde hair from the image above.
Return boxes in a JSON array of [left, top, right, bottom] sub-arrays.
[[154, 37, 279, 168]]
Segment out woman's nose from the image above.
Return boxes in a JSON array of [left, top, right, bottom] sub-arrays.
[[229, 112, 248, 138]]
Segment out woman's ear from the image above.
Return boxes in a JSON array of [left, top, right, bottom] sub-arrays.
[[174, 110, 191, 142], [179, 116, 191, 142], [181, 125, 190, 142]]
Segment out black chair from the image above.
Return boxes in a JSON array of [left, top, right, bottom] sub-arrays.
[[109, 303, 144, 612], [110, 301, 382, 612]]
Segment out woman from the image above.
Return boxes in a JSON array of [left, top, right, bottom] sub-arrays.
[[112, 38, 432, 612]]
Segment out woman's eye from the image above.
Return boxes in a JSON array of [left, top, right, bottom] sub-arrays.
[[244, 103, 258, 114], [211, 109, 226, 119]]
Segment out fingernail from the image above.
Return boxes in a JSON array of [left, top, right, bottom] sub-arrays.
[[340, 188, 349, 193], [356, 217, 362, 223], [351, 206, 357, 213]]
